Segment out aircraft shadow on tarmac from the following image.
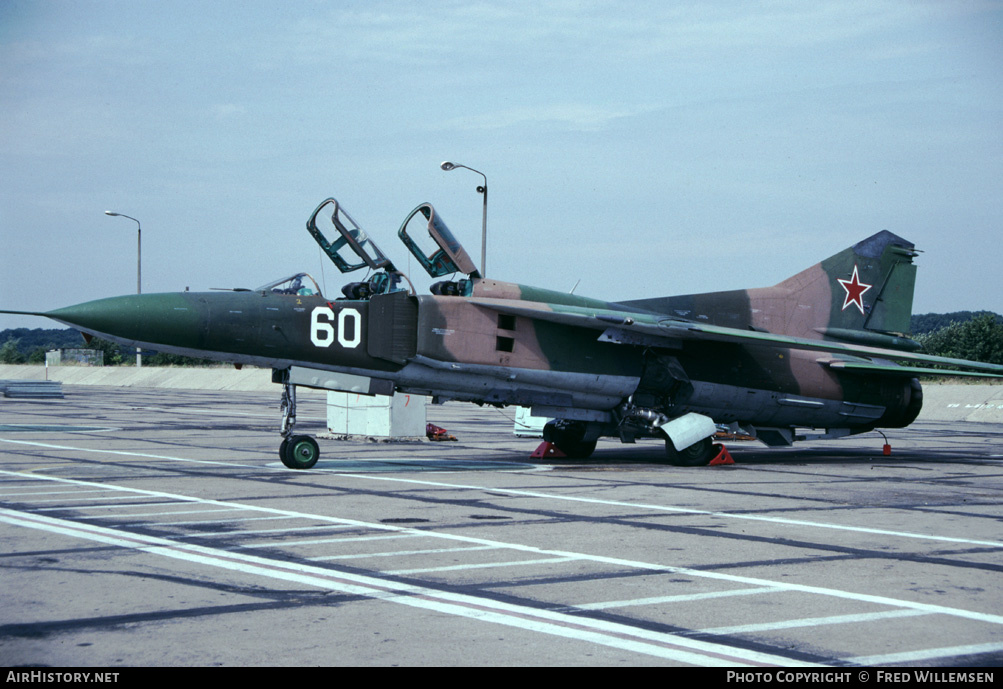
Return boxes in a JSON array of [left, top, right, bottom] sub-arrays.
[[391, 440, 1001, 469]]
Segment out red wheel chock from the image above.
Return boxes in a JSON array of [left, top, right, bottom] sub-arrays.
[[426, 423, 457, 441], [531, 442, 567, 459], [709, 443, 735, 465]]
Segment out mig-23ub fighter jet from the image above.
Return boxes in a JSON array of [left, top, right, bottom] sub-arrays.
[[6, 197, 1002, 469]]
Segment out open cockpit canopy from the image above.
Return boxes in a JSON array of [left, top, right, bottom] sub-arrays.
[[307, 198, 394, 274], [304, 196, 480, 299], [398, 203, 480, 279]]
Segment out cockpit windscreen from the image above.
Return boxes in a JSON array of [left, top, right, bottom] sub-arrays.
[[257, 273, 323, 297]]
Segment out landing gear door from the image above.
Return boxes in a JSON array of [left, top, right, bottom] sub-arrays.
[[398, 203, 481, 279], [307, 198, 394, 274]]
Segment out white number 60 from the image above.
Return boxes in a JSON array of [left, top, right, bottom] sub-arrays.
[[310, 307, 361, 349]]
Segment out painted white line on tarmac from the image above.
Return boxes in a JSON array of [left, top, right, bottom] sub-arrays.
[[85, 508, 247, 519], [2, 469, 1000, 630], [310, 545, 498, 561], [269, 459, 546, 474], [126, 405, 327, 423], [0, 506, 812, 667], [2, 436, 999, 549], [36, 500, 192, 511], [574, 587, 785, 611], [128, 515, 301, 528], [237, 533, 386, 549], [0, 437, 541, 473], [385, 556, 577, 576], [848, 641, 1003, 665], [181, 524, 358, 538], [12, 494, 150, 504], [299, 532, 425, 544], [700, 608, 930, 635], [332, 471, 1003, 550], [0, 437, 239, 467], [0, 488, 116, 498]]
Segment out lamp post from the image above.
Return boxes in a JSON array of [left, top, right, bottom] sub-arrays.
[[440, 161, 487, 277], [104, 211, 142, 367]]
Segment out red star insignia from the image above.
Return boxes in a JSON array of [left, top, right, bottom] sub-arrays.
[[837, 264, 872, 314]]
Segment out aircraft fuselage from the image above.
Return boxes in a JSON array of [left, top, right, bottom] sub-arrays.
[[46, 283, 920, 441]]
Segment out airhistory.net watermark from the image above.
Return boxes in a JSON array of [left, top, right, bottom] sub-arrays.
[[6, 672, 119, 684]]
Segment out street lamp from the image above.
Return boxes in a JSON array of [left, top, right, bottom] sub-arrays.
[[104, 210, 142, 367], [440, 161, 487, 277]]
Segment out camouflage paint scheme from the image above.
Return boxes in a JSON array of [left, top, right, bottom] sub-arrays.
[[11, 200, 1003, 466]]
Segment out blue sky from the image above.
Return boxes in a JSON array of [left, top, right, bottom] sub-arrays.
[[2, 1, 1001, 330]]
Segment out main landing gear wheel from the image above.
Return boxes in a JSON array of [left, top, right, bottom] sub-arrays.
[[281, 435, 320, 470], [665, 436, 714, 467], [543, 420, 597, 460]]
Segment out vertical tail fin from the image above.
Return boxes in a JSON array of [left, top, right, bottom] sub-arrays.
[[772, 230, 919, 346]]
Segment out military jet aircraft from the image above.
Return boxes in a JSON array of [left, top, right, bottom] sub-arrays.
[[5, 196, 1002, 469]]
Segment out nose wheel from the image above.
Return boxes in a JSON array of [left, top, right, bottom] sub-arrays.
[[278, 378, 321, 470], [280, 435, 320, 469]]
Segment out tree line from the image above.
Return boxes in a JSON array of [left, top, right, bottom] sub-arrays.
[[910, 310, 1002, 336], [0, 328, 215, 366], [912, 313, 1003, 366]]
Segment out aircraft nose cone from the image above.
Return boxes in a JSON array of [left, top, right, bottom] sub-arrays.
[[46, 293, 204, 347], [47, 295, 141, 337]]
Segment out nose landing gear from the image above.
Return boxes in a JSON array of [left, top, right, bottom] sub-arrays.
[[279, 380, 320, 469]]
